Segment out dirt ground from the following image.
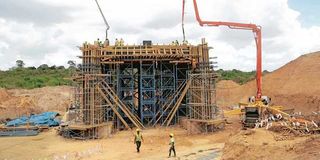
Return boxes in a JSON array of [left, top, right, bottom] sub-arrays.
[[0, 126, 225, 160], [0, 116, 319, 160], [221, 118, 320, 160]]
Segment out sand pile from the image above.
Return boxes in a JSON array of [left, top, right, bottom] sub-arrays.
[[216, 80, 241, 108], [0, 89, 10, 102], [221, 128, 320, 160], [217, 51, 320, 113], [0, 86, 72, 120]]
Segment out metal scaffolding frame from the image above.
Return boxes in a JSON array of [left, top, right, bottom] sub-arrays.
[[187, 64, 218, 120], [139, 61, 156, 124], [60, 39, 220, 139], [157, 62, 176, 124]]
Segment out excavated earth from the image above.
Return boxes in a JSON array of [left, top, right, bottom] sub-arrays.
[[0, 86, 72, 121], [217, 51, 320, 113]]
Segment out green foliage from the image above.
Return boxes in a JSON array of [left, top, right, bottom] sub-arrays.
[[216, 69, 268, 84], [0, 62, 268, 89], [0, 67, 73, 89], [37, 64, 49, 70], [16, 60, 25, 68], [67, 60, 76, 68]]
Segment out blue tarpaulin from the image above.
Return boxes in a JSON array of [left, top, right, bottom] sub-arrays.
[[6, 112, 60, 127]]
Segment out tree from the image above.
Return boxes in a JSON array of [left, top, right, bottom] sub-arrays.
[[27, 66, 36, 70], [67, 60, 76, 68], [37, 64, 49, 70], [16, 60, 25, 68], [57, 66, 65, 70], [77, 64, 82, 69], [49, 65, 56, 70]]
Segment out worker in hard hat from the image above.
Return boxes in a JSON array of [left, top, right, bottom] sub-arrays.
[[115, 38, 119, 46], [182, 40, 188, 45], [168, 133, 176, 157], [175, 40, 179, 45], [103, 39, 109, 47], [134, 129, 143, 153], [120, 38, 124, 46]]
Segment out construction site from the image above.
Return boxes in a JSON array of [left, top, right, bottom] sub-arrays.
[[0, 0, 320, 160], [56, 36, 222, 139]]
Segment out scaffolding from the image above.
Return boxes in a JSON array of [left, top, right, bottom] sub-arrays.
[[187, 63, 218, 120], [60, 39, 221, 139], [183, 62, 224, 133]]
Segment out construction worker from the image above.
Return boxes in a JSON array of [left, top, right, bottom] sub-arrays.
[[94, 39, 99, 46], [134, 129, 143, 153], [175, 40, 179, 45], [168, 133, 176, 157], [97, 38, 103, 47], [192, 58, 196, 70], [103, 39, 110, 47], [182, 40, 188, 45], [115, 38, 120, 46], [120, 38, 124, 46]]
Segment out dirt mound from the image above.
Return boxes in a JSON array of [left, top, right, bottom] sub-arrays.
[[217, 80, 240, 88], [0, 86, 73, 120], [0, 89, 10, 102], [217, 51, 320, 112], [216, 80, 241, 109], [293, 136, 320, 160], [221, 128, 320, 160]]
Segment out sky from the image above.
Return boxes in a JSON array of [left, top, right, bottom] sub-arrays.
[[0, 0, 319, 71]]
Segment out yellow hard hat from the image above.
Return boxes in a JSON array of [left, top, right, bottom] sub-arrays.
[[170, 133, 174, 137], [136, 129, 140, 132]]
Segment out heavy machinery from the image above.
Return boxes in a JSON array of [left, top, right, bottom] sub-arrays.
[[183, 0, 269, 127]]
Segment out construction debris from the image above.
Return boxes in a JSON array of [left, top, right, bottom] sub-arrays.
[[237, 104, 320, 138], [268, 113, 320, 136]]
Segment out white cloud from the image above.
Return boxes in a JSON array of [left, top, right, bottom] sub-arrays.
[[0, 0, 319, 71]]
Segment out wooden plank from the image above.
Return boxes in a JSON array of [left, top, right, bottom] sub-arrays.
[[151, 80, 187, 126], [164, 79, 192, 126], [97, 86, 130, 129], [100, 80, 144, 129]]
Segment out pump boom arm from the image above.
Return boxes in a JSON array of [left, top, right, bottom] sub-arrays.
[[94, 0, 110, 40], [186, 0, 262, 99]]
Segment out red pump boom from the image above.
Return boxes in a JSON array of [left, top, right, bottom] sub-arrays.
[[184, 0, 262, 99]]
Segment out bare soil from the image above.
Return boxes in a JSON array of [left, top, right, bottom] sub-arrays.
[[0, 86, 72, 121], [217, 51, 320, 113], [0, 117, 319, 160]]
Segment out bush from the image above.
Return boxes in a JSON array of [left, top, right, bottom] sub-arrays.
[[217, 69, 258, 84], [38, 64, 49, 70], [57, 66, 65, 70], [27, 66, 37, 70], [0, 66, 73, 89]]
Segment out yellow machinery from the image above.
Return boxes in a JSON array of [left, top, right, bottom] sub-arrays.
[[224, 100, 289, 128]]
